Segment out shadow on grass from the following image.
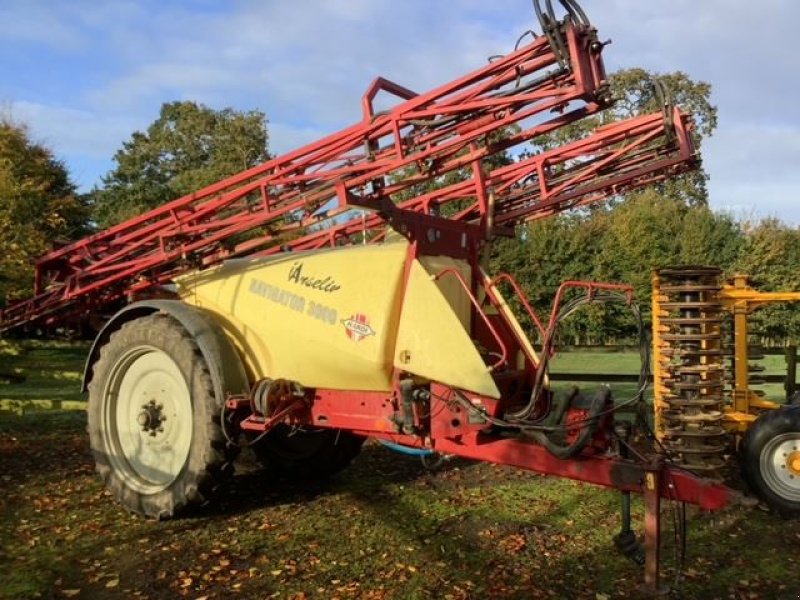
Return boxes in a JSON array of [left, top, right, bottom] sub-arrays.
[[3, 412, 800, 599], [204, 442, 480, 518]]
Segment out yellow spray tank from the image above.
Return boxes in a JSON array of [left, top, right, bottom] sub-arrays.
[[175, 234, 501, 399]]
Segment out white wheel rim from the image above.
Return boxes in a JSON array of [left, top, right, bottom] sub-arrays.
[[760, 432, 800, 503], [102, 346, 193, 494]]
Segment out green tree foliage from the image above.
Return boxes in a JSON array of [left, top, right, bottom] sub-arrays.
[[92, 101, 269, 227], [491, 194, 745, 343], [733, 219, 800, 342], [538, 68, 717, 149], [595, 192, 742, 296], [0, 119, 88, 305]]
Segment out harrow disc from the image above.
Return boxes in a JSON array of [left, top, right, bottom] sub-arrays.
[[655, 266, 727, 471]]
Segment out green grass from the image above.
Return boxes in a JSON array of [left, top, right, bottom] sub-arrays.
[[1, 343, 800, 598], [550, 348, 794, 403], [1, 410, 798, 600], [0, 340, 88, 413], [1, 341, 793, 414], [550, 349, 645, 374]]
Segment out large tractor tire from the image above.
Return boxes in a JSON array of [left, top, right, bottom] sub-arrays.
[[253, 424, 364, 479], [740, 405, 800, 517], [87, 313, 239, 519]]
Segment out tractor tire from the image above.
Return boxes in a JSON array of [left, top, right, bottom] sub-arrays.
[[253, 424, 364, 479], [87, 313, 236, 519], [740, 405, 800, 517]]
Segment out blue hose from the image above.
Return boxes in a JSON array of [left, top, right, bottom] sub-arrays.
[[377, 439, 435, 457]]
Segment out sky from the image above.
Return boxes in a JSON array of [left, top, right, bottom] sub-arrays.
[[1, 0, 799, 224]]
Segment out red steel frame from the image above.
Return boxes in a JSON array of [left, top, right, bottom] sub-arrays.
[[0, 103, 696, 331], [324, 106, 695, 250], [226, 241, 729, 591], [0, 4, 729, 588], [287, 385, 730, 510], [0, 20, 608, 331]]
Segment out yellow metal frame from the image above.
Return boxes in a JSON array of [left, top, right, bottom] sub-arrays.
[[717, 274, 800, 431], [651, 272, 667, 440], [653, 271, 800, 438]]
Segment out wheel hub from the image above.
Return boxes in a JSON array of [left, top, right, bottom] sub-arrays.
[[788, 451, 800, 476], [137, 399, 166, 436]]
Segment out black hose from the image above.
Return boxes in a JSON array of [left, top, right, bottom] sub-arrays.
[[559, 0, 580, 25], [650, 78, 675, 140], [532, 0, 570, 71], [515, 29, 539, 51], [532, 0, 547, 34], [544, 0, 558, 23], [506, 290, 649, 424], [525, 387, 610, 459], [563, 0, 590, 27]]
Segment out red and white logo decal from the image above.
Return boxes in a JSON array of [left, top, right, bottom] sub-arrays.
[[341, 313, 375, 341]]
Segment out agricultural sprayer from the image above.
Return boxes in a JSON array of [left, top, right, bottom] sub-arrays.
[[2, 1, 797, 591]]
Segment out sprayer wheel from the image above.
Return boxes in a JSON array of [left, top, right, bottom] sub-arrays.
[[87, 314, 235, 519], [253, 424, 364, 479], [740, 405, 800, 517]]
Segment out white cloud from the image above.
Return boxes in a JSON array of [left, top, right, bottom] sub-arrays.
[[705, 123, 800, 220], [268, 121, 329, 156], [0, 2, 83, 48], [2, 0, 800, 222], [9, 101, 137, 160], [6, 100, 142, 189]]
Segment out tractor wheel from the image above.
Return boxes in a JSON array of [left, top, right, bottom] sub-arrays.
[[740, 405, 800, 517], [253, 424, 364, 479], [87, 314, 236, 519]]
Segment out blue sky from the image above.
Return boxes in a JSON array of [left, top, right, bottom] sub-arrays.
[[1, 0, 799, 223]]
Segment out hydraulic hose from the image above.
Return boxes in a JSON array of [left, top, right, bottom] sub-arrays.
[[525, 387, 610, 459], [377, 439, 435, 457], [507, 290, 649, 423]]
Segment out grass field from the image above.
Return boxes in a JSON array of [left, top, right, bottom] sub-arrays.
[[0, 340, 88, 412], [1, 343, 799, 599], [549, 349, 794, 402]]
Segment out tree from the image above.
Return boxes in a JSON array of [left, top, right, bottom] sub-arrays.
[[596, 191, 741, 292], [92, 101, 269, 227], [0, 119, 87, 305], [734, 219, 800, 342], [489, 192, 745, 343]]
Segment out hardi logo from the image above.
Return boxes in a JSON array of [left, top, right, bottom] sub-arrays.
[[341, 314, 375, 341]]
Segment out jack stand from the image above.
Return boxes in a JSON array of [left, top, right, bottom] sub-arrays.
[[642, 459, 669, 596], [613, 423, 645, 566], [614, 491, 645, 566]]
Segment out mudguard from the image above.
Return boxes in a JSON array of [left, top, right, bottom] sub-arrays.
[[81, 300, 249, 401]]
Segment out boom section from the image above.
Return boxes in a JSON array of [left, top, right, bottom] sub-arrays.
[[1, 16, 608, 332]]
